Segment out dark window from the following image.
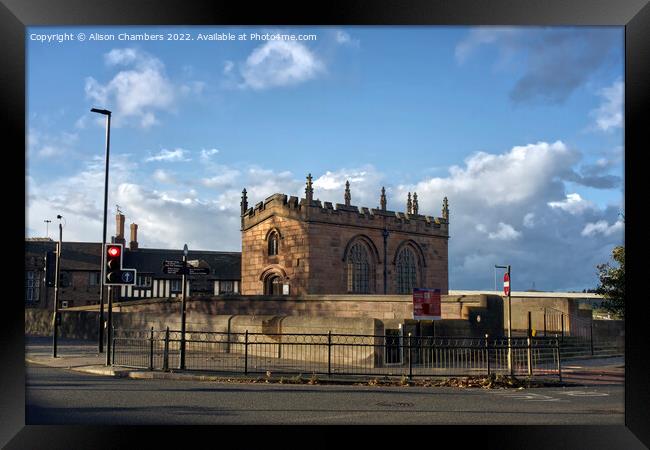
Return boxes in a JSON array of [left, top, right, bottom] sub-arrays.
[[136, 275, 152, 288], [347, 242, 370, 293], [25, 271, 39, 305], [170, 279, 182, 293], [396, 247, 418, 294], [88, 272, 101, 286], [219, 280, 234, 294], [264, 274, 283, 295], [268, 232, 279, 256]]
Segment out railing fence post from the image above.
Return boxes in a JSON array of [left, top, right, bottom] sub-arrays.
[[485, 334, 491, 376], [110, 325, 115, 365], [408, 332, 413, 380], [149, 326, 154, 371], [527, 311, 533, 377], [244, 330, 249, 375], [555, 335, 562, 382], [327, 330, 332, 377], [163, 326, 170, 372]]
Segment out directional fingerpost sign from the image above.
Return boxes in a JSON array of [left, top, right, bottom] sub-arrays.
[[162, 259, 185, 274], [504, 272, 510, 296], [162, 259, 211, 275]]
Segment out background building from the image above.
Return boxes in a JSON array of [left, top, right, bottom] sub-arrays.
[[24, 213, 241, 309]]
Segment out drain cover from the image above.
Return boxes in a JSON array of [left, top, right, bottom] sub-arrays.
[[376, 401, 414, 408]]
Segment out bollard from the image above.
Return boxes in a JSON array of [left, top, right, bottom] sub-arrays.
[[163, 326, 170, 372], [244, 330, 249, 375], [327, 330, 332, 377], [149, 327, 154, 371]]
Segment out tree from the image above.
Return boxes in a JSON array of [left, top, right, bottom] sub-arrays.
[[595, 246, 625, 318]]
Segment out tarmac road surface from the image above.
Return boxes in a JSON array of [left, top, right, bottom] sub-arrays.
[[25, 363, 624, 425]]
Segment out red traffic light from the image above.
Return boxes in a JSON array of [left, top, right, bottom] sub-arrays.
[[107, 246, 121, 257]]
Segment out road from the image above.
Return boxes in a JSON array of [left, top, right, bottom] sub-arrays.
[[26, 363, 624, 425]]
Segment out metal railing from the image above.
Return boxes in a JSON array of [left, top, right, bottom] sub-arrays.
[[112, 327, 566, 379]]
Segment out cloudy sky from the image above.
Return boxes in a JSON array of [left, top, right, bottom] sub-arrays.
[[26, 26, 624, 292]]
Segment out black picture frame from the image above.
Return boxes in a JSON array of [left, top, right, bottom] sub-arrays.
[[4, 0, 648, 447]]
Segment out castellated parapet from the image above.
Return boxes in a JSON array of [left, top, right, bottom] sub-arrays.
[[242, 193, 449, 238], [240, 183, 449, 297]]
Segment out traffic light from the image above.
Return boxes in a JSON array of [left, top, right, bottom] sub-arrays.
[[104, 243, 136, 285]]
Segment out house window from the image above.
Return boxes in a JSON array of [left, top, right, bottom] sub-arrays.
[[170, 279, 182, 293], [25, 271, 39, 305], [219, 280, 234, 294], [347, 242, 370, 293], [136, 275, 152, 288], [268, 231, 279, 256], [396, 247, 417, 294], [88, 272, 101, 286]]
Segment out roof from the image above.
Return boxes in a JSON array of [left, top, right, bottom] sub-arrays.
[[25, 240, 241, 280], [449, 290, 604, 299], [123, 248, 241, 280]]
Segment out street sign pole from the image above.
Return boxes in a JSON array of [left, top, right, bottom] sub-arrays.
[[507, 265, 512, 375], [496, 264, 513, 376], [179, 244, 188, 370]]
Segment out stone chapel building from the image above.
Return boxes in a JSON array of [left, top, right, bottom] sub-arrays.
[[240, 174, 449, 296]]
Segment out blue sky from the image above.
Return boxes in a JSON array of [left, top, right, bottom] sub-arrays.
[[26, 26, 624, 291]]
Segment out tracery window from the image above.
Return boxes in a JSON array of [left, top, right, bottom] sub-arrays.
[[396, 247, 418, 294], [347, 242, 371, 293], [268, 232, 279, 256]]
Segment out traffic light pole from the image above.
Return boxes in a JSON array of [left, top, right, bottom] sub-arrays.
[[52, 221, 62, 358], [105, 285, 113, 366]]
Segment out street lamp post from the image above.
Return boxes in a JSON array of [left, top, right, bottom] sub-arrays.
[[179, 244, 188, 369], [44, 219, 51, 239], [91, 108, 112, 354], [52, 215, 63, 358], [495, 264, 512, 375]]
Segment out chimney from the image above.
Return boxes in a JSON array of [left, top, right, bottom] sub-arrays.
[[115, 213, 126, 245], [129, 223, 138, 250]]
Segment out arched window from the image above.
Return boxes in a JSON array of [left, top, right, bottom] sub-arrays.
[[268, 231, 279, 256], [264, 274, 283, 295], [347, 242, 371, 293], [396, 247, 418, 294]]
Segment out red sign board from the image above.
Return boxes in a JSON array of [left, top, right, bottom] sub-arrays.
[[413, 288, 441, 320], [503, 272, 510, 296]]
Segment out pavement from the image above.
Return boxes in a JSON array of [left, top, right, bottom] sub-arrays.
[[25, 336, 624, 386]]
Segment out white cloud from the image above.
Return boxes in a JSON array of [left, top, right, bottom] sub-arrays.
[[523, 213, 535, 228], [85, 48, 190, 128], [145, 148, 191, 163], [488, 222, 522, 240], [335, 30, 360, 47], [547, 193, 596, 215], [239, 41, 325, 90], [581, 219, 624, 237], [152, 169, 176, 184], [312, 166, 384, 207], [200, 148, 220, 160], [201, 167, 241, 188], [591, 79, 623, 131]]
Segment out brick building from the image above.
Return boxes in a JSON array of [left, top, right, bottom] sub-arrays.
[[25, 214, 240, 309], [240, 174, 449, 296]]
